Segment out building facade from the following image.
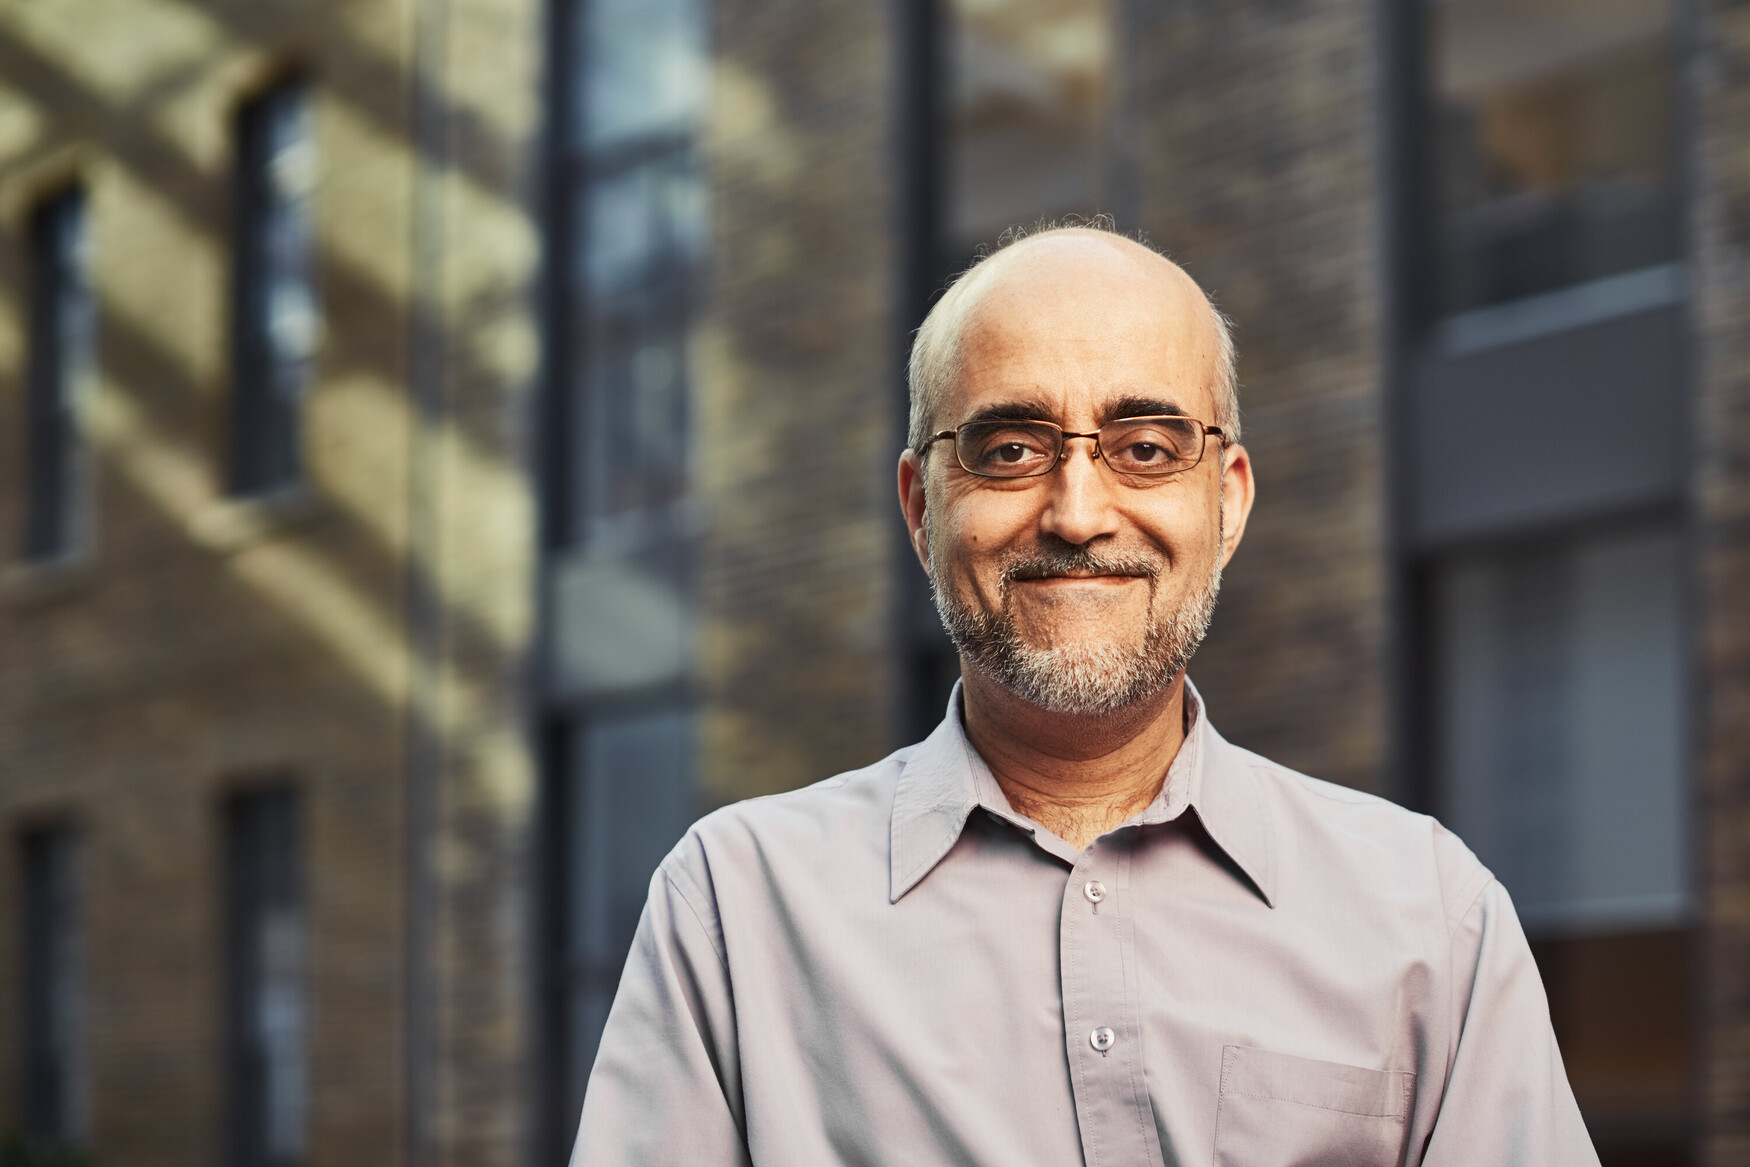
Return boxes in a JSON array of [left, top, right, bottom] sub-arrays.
[[0, 0, 1745, 1165]]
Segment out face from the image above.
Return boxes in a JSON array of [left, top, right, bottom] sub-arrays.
[[898, 235, 1255, 716]]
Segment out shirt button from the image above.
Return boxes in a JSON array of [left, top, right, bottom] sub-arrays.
[[1083, 880, 1106, 905], [1090, 1026, 1116, 1052]]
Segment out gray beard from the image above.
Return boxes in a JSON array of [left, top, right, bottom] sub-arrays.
[[929, 531, 1222, 717]]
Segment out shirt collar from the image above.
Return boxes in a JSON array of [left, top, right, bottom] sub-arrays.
[[889, 679, 1276, 908]]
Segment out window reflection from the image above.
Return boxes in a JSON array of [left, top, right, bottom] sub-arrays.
[[562, 0, 707, 540], [576, 155, 704, 524], [944, 0, 1111, 257], [575, 0, 708, 152], [1428, 0, 1678, 315], [1433, 524, 1687, 933], [549, 0, 708, 1124]]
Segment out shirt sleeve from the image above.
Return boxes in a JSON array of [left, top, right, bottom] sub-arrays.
[[1420, 878, 1599, 1166], [570, 860, 750, 1167]]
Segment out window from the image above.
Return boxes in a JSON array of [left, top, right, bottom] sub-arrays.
[[1426, 0, 1678, 317], [22, 187, 93, 562], [20, 825, 84, 1142], [557, 0, 707, 545], [1433, 524, 1688, 933], [943, 0, 1112, 262], [544, 0, 709, 1129], [1409, 1, 1693, 1158], [1428, 524, 1693, 1157], [230, 82, 317, 497], [222, 788, 306, 1167]]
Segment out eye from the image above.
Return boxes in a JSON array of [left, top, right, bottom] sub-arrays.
[[1102, 419, 1201, 473], [959, 423, 1056, 476]]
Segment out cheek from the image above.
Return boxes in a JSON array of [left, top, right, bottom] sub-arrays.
[[1132, 491, 1223, 567], [937, 485, 1036, 555]]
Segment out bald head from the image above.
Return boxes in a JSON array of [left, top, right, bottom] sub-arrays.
[[907, 227, 1238, 452]]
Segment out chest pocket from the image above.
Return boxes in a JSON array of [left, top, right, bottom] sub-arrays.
[[1213, 1045, 1415, 1167]]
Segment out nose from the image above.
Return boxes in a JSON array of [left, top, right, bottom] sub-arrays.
[[1037, 435, 1120, 547]]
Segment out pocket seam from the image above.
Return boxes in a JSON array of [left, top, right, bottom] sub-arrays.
[[1219, 1045, 1414, 1120]]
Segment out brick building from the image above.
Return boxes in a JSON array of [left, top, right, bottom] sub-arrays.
[[0, 0, 1744, 1165]]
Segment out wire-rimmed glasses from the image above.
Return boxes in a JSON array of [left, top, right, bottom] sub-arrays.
[[920, 415, 1229, 479]]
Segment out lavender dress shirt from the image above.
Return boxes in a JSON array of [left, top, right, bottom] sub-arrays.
[[573, 682, 1599, 1165]]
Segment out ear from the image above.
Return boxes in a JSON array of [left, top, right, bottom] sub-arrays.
[[897, 449, 932, 576], [1218, 442, 1255, 568]]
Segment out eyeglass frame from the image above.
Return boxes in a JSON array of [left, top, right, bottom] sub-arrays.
[[916, 414, 1232, 480]]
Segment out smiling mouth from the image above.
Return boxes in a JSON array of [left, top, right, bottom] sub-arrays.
[[1014, 572, 1143, 582]]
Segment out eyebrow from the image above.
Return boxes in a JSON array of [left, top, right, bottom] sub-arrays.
[[1098, 396, 1188, 425], [953, 394, 1192, 430], [959, 399, 1059, 427]]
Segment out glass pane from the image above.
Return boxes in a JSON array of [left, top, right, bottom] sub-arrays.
[[1434, 524, 1688, 934], [549, 543, 694, 699], [1428, 0, 1678, 315], [565, 706, 700, 1101], [232, 81, 316, 496], [573, 0, 709, 151], [24, 188, 92, 561], [569, 153, 704, 530], [22, 827, 84, 1141], [1530, 929, 1693, 1158], [224, 787, 306, 1167], [944, 0, 1112, 256]]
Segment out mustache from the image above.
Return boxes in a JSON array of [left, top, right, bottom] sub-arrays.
[[1001, 543, 1162, 584]]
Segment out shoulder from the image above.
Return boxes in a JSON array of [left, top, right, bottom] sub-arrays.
[[1226, 740, 1494, 932], [658, 745, 912, 902]]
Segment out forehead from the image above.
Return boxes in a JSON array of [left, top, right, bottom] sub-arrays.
[[943, 237, 1221, 426]]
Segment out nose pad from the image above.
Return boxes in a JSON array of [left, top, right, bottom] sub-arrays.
[[1059, 436, 1101, 465]]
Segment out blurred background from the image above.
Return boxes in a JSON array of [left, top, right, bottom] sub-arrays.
[[0, 0, 1742, 1163]]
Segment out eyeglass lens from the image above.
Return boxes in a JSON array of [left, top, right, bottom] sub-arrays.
[[954, 417, 1208, 478]]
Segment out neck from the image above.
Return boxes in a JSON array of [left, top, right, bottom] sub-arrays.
[[959, 666, 1189, 850]]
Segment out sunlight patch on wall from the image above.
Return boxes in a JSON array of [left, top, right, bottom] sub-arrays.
[[98, 166, 226, 389], [11, 0, 228, 106]]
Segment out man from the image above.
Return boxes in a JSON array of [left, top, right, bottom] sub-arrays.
[[573, 226, 1598, 1164]]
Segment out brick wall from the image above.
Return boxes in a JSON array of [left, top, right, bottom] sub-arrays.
[[0, 0, 543, 1163], [1689, 0, 1750, 1156], [697, 0, 904, 803]]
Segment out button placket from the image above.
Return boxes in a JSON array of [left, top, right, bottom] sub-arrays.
[[1058, 832, 1163, 1164]]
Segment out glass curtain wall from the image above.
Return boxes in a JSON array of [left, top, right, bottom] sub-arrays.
[[1427, 0, 1679, 317], [546, 0, 710, 1126], [1417, 0, 1692, 1159], [943, 0, 1112, 261]]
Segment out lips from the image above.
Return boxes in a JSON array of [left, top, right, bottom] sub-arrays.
[[1013, 572, 1144, 581], [1004, 561, 1158, 584]]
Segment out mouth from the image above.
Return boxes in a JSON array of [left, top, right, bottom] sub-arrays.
[[1012, 572, 1144, 584]]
